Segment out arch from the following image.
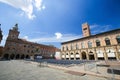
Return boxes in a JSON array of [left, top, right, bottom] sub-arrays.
[[96, 50, 104, 60], [65, 53, 69, 60], [3, 54, 9, 60], [105, 38, 111, 45], [21, 54, 25, 59], [116, 35, 120, 44], [88, 51, 94, 60], [81, 51, 87, 60], [26, 55, 30, 59], [96, 39, 101, 47], [10, 54, 15, 59], [16, 54, 20, 59], [76, 52, 80, 60], [106, 49, 116, 60], [70, 53, 74, 60]]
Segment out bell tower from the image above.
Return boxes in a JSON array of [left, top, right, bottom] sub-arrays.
[[82, 23, 91, 37], [7, 24, 20, 40]]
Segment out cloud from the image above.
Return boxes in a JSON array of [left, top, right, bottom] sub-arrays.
[[55, 32, 62, 39], [24, 33, 82, 43], [23, 36, 28, 40], [0, 0, 45, 20], [90, 24, 112, 35]]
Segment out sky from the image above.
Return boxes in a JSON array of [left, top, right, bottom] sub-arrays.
[[0, 0, 120, 48]]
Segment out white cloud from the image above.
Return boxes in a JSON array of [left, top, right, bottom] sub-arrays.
[[90, 24, 112, 34], [23, 36, 28, 40], [55, 32, 62, 39], [26, 33, 82, 43], [0, 0, 45, 20]]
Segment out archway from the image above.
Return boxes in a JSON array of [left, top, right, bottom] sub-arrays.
[[16, 54, 20, 59], [3, 54, 9, 60], [76, 53, 80, 60], [66, 53, 69, 60], [81, 52, 87, 60], [26, 55, 30, 59], [10, 54, 15, 59], [96, 50, 104, 60], [21, 54, 25, 59], [89, 51, 95, 60], [70, 53, 74, 60], [106, 49, 116, 60]]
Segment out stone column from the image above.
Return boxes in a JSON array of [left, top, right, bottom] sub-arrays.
[[114, 46, 119, 60], [94, 48, 98, 61], [74, 51, 76, 60], [64, 53, 66, 60], [104, 47, 108, 60], [69, 52, 71, 60], [80, 50, 82, 60], [86, 49, 89, 60]]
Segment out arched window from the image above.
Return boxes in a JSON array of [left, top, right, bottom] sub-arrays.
[[116, 35, 120, 44], [105, 38, 111, 45], [81, 42, 85, 48], [62, 47, 64, 51], [88, 41, 92, 48], [71, 44, 73, 50], [66, 46, 68, 50], [76, 43, 79, 49], [96, 39, 101, 47]]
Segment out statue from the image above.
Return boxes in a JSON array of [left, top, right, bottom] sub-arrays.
[[13, 23, 18, 31]]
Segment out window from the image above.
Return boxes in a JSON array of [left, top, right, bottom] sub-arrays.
[[62, 47, 64, 51], [81, 42, 85, 48], [66, 46, 68, 50], [71, 44, 73, 50], [88, 41, 92, 48], [83, 28, 87, 30], [105, 38, 111, 45], [116, 35, 120, 44], [76, 43, 79, 49], [96, 40, 101, 47]]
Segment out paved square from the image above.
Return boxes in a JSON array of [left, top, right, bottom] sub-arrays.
[[0, 60, 108, 80]]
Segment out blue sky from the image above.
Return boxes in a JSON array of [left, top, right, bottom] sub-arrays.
[[0, 0, 120, 48]]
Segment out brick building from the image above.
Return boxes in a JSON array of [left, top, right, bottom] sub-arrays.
[[61, 23, 120, 60], [2, 24, 59, 60]]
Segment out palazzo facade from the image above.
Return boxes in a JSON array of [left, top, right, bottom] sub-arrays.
[[2, 24, 59, 60], [61, 23, 120, 60]]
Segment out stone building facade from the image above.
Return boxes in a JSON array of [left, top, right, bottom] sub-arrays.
[[2, 24, 59, 60], [61, 23, 120, 60]]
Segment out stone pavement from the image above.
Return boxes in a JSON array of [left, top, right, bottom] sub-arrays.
[[0, 60, 108, 80], [46, 61, 120, 80]]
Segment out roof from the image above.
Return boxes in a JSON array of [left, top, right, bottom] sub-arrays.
[[7, 38, 56, 48], [61, 28, 120, 44]]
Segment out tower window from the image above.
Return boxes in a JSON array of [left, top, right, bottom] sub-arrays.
[[83, 28, 87, 30]]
